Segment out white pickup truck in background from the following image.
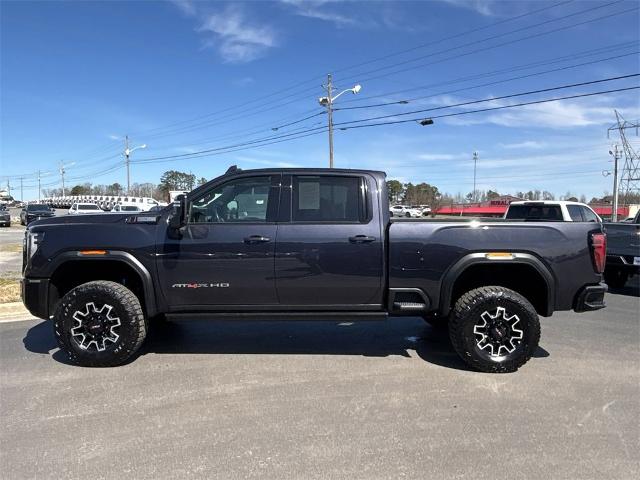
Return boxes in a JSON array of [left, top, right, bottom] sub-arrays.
[[504, 201, 602, 222]]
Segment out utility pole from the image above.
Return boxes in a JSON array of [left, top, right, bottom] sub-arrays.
[[318, 75, 361, 168], [125, 135, 130, 194], [610, 144, 620, 222], [326, 74, 334, 168], [5, 179, 9, 197], [59, 161, 66, 196], [37, 170, 42, 202], [473, 151, 479, 203], [123, 136, 146, 194], [20, 177, 23, 202]]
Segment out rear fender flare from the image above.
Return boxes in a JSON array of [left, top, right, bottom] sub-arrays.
[[439, 252, 555, 317]]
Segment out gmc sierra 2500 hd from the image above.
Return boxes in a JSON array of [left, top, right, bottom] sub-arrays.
[[21, 167, 607, 372]]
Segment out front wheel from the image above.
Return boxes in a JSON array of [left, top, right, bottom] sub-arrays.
[[53, 281, 147, 367], [449, 286, 540, 373]]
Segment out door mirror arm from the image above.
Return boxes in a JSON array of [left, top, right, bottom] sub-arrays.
[[168, 194, 188, 238]]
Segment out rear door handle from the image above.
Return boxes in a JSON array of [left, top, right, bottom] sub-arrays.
[[349, 235, 376, 243], [244, 235, 271, 244]]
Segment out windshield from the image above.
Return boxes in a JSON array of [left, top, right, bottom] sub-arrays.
[[27, 204, 51, 211], [78, 204, 100, 210], [120, 206, 139, 211], [505, 205, 562, 221]]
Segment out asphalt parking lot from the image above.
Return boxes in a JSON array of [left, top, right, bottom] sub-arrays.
[[1, 281, 638, 479]]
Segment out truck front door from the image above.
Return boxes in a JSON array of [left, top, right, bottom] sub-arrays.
[[274, 173, 384, 308], [157, 174, 280, 309]]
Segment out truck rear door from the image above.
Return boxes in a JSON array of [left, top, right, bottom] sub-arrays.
[[274, 173, 384, 308]]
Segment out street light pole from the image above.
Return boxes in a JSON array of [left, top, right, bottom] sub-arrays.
[[327, 74, 334, 169], [37, 170, 41, 203], [59, 161, 74, 197], [125, 135, 130, 194], [319, 75, 361, 168], [123, 136, 147, 194], [473, 151, 478, 203], [610, 144, 620, 222]]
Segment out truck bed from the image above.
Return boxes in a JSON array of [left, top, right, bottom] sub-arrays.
[[388, 219, 603, 315]]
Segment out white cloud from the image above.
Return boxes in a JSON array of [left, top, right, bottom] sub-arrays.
[[198, 6, 278, 63], [280, 0, 357, 26], [234, 156, 301, 168], [233, 76, 255, 87], [440, 0, 498, 17], [499, 140, 546, 149], [416, 153, 458, 161], [169, 0, 196, 17], [169, 2, 278, 63], [107, 134, 121, 140]]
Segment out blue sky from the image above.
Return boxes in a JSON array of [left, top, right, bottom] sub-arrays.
[[1, 0, 639, 201]]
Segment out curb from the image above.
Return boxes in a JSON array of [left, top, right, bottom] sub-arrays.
[[0, 301, 36, 322]]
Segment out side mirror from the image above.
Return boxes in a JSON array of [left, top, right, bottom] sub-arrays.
[[168, 194, 187, 233]]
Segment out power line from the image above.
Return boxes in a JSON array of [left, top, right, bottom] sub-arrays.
[[335, 74, 639, 126], [330, 0, 576, 76], [337, 2, 636, 86], [338, 86, 640, 131], [124, 1, 576, 140], [128, 82, 638, 166]]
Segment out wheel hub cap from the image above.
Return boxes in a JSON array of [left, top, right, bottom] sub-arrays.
[[71, 302, 121, 352], [473, 307, 523, 357]]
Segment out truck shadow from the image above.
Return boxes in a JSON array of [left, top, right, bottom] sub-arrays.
[[22, 317, 549, 371], [607, 277, 640, 297]]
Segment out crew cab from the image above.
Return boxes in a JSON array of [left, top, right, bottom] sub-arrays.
[[21, 167, 607, 372]]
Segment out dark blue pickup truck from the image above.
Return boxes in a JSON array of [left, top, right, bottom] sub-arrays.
[[21, 167, 607, 372]]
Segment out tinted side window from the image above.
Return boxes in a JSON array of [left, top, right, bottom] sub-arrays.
[[567, 205, 584, 222], [292, 175, 362, 222], [580, 206, 599, 222], [505, 205, 562, 221], [189, 176, 271, 223]]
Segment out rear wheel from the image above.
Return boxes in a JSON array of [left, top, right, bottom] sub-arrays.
[[604, 267, 628, 289], [54, 281, 146, 367], [449, 286, 540, 373]]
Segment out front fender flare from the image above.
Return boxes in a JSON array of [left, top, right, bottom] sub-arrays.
[[46, 251, 158, 318]]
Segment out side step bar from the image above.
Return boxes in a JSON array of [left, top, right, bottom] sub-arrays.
[[392, 302, 427, 312], [166, 311, 389, 322]]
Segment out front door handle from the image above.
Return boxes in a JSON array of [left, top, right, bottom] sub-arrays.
[[349, 235, 376, 243], [244, 235, 271, 244]]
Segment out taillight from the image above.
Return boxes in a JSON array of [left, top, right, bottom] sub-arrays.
[[590, 232, 606, 274]]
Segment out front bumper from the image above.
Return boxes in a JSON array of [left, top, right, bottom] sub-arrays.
[[21, 277, 50, 319], [574, 283, 607, 312]]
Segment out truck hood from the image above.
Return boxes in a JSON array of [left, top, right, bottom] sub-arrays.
[[28, 213, 140, 228]]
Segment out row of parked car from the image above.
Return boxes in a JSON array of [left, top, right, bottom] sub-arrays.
[[390, 205, 432, 218], [16, 201, 168, 226]]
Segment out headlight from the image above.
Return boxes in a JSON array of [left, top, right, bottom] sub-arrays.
[[27, 231, 45, 259]]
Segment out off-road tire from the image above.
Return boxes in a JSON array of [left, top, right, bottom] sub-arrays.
[[54, 281, 146, 367], [449, 286, 540, 373], [604, 267, 628, 289]]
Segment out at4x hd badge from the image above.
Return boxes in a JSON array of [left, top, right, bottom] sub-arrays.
[[172, 283, 230, 289]]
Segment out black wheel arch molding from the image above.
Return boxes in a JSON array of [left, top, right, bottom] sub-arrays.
[[438, 252, 556, 317], [32, 250, 160, 319]]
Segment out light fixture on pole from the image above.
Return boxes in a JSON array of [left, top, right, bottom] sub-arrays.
[[472, 151, 479, 203], [603, 144, 621, 221], [124, 136, 147, 194], [59, 161, 75, 197], [319, 74, 361, 168]]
